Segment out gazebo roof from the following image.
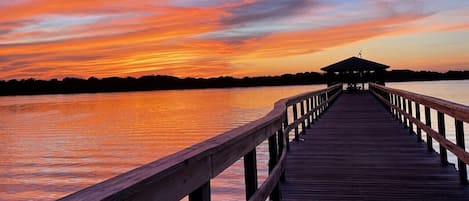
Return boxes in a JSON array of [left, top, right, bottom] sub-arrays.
[[320, 57, 389, 72]]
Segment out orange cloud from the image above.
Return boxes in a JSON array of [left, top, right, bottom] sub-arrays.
[[0, 0, 468, 80]]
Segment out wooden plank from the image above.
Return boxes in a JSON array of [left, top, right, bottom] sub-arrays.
[[281, 92, 469, 201]]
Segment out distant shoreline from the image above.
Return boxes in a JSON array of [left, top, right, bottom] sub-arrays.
[[1, 70, 468, 96]]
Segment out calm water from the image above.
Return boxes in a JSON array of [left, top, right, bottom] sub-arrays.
[[0, 80, 468, 201], [0, 84, 324, 201]]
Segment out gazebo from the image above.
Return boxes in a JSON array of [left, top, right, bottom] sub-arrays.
[[321, 57, 389, 90]]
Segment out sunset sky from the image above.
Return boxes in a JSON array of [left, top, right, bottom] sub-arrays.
[[0, 0, 468, 80]]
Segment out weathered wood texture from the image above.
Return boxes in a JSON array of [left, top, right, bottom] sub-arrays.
[[281, 92, 469, 201]]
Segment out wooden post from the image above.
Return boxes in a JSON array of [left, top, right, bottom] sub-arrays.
[[385, 91, 391, 112], [397, 96, 402, 122], [300, 100, 306, 134], [437, 112, 448, 165], [425, 107, 433, 151], [319, 95, 323, 116], [394, 95, 399, 120], [455, 119, 468, 184], [325, 90, 329, 109], [277, 128, 284, 159], [390, 93, 394, 115], [244, 149, 258, 200], [318, 95, 322, 114], [313, 96, 317, 121], [389, 93, 393, 116], [415, 102, 422, 142], [292, 103, 299, 141], [279, 121, 287, 182], [268, 134, 280, 200], [307, 97, 312, 128], [189, 181, 211, 201], [269, 134, 278, 169], [284, 112, 290, 151], [316, 95, 320, 118], [407, 99, 413, 134], [402, 97, 408, 128], [322, 94, 326, 112], [315, 95, 319, 117]]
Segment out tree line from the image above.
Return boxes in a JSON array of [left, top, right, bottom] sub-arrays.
[[0, 70, 468, 96]]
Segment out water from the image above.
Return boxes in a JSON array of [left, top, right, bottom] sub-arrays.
[[0, 85, 324, 201], [388, 80, 469, 105], [0, 80, 468, 200]]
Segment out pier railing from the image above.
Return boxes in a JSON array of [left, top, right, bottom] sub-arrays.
[[59, 83, 343, 201], [370, 83, 469, 184]]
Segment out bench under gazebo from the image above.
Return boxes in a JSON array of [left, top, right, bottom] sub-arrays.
[[321, 56, 389, 91]]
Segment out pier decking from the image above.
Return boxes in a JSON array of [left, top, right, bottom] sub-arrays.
[[281, 92, 469, 200]]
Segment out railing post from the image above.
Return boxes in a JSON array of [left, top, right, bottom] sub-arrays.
[[278, 126, 286, 182], [389, 93, 394, 115], [277, 128, 284, 158], [437, 112, 448, 165], [402, 97, 408, 128], [284, 112, 290, 151], [415, 102, 422, 142], [189, 181, 211, 201], [244, 149, 258, 200], [307, 97, 312, 128], [268, 134, 280, 200], [318, 95, 323, 116], [313, 96, 317, 121], [269, 134, 278, 168], [397, 96, 402, 122], [322, 94, 326, 112], [425, 107, 433, 151], [292, 103, 299, 141], [394, 95, 399, 120], [300, 100, 306, 134], [325, 90, 329, 109], [455, 119, 468, 184], [385, 91, 391, 112], [407, 99, 413, 135]]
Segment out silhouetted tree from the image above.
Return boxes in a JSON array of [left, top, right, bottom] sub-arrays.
[[0, 70, 468, 96]]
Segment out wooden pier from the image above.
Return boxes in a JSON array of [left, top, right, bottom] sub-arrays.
[[281, 92, 469, 200], [59, 83, 469, 201]]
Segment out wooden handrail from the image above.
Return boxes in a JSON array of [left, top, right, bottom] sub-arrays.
[[369, 83, 469, 184], [59, 83, 343, 201], [370, 83, 469, 122], [249, 87, 342, 201]]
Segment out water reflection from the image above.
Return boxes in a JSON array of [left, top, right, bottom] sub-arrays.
[[1, 80, 468, 200], [0, 85, 323, 201]]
